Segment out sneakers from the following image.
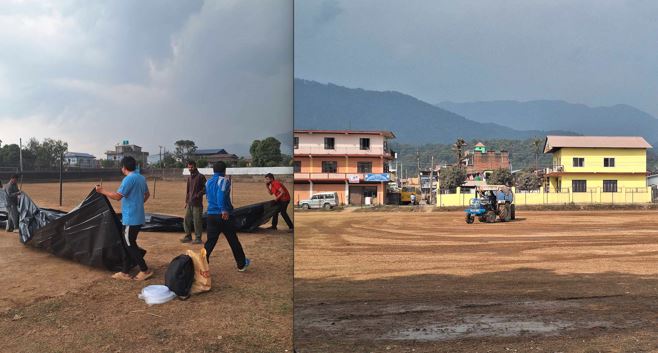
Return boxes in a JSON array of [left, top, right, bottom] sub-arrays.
[[111, 272, 133, 280], [238, 258, 251, 272], [180, 235, 192, 243], [133, 270, 154, 281], [191, 238, 203, 244]]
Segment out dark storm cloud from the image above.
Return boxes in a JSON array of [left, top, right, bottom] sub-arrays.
[[0, 0, 292, 157]]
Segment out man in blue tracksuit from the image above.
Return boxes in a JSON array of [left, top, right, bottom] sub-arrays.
[[204, 161, 250, 271]]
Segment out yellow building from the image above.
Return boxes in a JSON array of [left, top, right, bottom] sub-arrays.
[[435, 135, 653, 207], [543, 135, 652, 203]]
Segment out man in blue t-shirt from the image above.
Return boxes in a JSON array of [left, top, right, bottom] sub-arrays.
[[96, 156, 153, 281]]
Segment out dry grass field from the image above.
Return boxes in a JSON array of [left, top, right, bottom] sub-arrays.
[[0, 180, 292, 353], [295, 210, 658, 353]]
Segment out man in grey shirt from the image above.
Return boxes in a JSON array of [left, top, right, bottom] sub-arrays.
[[4, 174, 20, 232]]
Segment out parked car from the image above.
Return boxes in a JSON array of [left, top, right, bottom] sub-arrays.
[[299, 192, 339, 210]]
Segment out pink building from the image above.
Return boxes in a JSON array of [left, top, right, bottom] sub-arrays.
[[293, 130, 395, 205]]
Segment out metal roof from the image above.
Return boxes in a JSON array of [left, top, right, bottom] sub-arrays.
[[544, 135, 652, 153], [64, 152, 96, 158], [193, 149, 228, 155]]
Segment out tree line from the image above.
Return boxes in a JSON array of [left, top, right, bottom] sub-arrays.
[[0, 136, 292, 170], [0, 138, 68, 170]]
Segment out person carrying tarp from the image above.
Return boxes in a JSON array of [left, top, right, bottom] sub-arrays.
[[96, 156, 154, 281], [180, 160, 206, 244], [265, 173, 293, 232], [4, 174, 20, 233], [204, 161, 251, 271]]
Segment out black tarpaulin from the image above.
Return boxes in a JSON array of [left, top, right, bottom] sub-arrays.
[[4, 188, 280, 271], [131, 200, 281, 232], [18, 189, 135, 272]]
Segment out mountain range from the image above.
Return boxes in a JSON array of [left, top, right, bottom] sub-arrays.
[[437, 100, 658, 146], [295, 79, 658, 147]]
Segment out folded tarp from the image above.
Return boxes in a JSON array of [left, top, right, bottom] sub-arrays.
[[18, 189, 137, 272]]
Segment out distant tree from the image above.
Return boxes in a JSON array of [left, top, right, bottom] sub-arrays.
[[237, 157, 250, 167], [0, 144, 20, 167], [438, 166, 467, 191], [174, 140, 197, 164], [250, 137, 283, 167], [100, 159, 117, 168], [281, 154, 293, 166], [26, 138, 68, 169], [515, 169, 543, 191], [488, 168, 513, 186], [197, 158, 209, 168]]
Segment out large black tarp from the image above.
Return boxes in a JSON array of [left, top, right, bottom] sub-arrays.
[[18, 190, 135, 271], [133, 200, 281, 233], [2, 188, 281, 271]]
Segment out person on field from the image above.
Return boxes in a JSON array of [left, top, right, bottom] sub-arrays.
[[4, 174, 20, 232], [181, 160, 206, 244], [204, 161, 250, 271], [265, 173, 293, 231], [96, 156, 153, 281]]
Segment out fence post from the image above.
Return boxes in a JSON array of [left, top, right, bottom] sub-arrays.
[[59, 152, 63, 207]]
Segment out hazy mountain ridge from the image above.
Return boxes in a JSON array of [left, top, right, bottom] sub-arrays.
[[437, 100, 658, 146], [295, 79, 575, 144]]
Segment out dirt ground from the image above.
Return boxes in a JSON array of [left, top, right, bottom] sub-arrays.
[[0, 180, 292, 353], [295, 210, 658, 353]]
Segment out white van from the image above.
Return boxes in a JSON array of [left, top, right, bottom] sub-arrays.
[[299, 192, 339, 210]]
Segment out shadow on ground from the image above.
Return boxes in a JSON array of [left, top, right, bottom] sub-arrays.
[[295, 268, 658, 353]]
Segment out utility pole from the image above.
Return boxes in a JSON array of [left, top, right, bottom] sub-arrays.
[[19, 138, 24, 188]]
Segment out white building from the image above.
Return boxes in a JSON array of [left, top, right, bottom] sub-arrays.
[[64, 152, 97, 168]]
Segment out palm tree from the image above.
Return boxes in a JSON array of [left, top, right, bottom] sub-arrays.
[[532, 137, 542, 171]]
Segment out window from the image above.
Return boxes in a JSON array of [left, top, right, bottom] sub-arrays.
[[572, 180, 587, 193], [293, 137, 299, 149], [573, 158, 584, 167], [293, 161, 301, 173], [324, 137, 335, 150], [603, 180, 618, 193], [357, 162, 372, 173], [360, 138, 370, 150], [322, 161, 337, 173], [604, 158, 615, 167]]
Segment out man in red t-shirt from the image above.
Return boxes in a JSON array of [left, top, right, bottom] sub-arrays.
[[265, 173, 293, 231]]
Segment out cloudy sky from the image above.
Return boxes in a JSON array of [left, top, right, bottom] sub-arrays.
[[295, 0, 658, 117], [0, 0, 292, 159]]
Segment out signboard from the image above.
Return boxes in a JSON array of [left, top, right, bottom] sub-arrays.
[[365, 173, 390, 182], [348, 174, 360, 183]]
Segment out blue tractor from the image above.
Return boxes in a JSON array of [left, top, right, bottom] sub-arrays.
[[465, 185, 515, 224]]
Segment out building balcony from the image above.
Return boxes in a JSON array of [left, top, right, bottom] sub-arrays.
[[294, 146, 393, 158], [294, 172, 390, 182], [544, 165, 565, 174]]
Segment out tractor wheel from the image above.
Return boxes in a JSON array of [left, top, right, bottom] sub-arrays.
[[466, 214, 474, 224], [498, 205, 508, 222], [510, 205, 516, 220], [478, 216, 487, 223], [486, 211, 497, 223]]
